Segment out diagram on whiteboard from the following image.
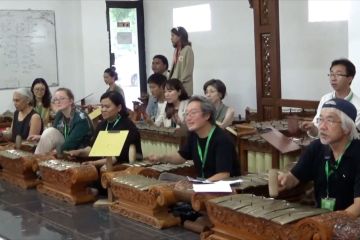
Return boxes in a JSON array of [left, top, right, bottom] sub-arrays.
[[0, 10, 58, 89]]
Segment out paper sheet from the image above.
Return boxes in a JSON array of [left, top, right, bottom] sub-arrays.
[[88, 108, 101, 120], [193, 181, 233, 193], [89, 130, 128, 157]]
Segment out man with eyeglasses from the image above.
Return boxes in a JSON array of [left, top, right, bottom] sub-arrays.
[[302, 58, 360, 137], [148, 96, 239, 183], [279, 98, 360, 217]]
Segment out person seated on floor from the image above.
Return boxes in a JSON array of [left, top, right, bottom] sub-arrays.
[[0, 88, 43, 142], [32, 88, 94, 154], [145, 73, 167, 124], [278, 99, 360, 217], [67, 91, 142, 167], [148, 96, 239, 189], [155, 78, 189, 128], [203, 79, 235, 129], [30, 78, 52, 127]]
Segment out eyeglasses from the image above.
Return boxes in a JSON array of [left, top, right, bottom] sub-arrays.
[[33, 88, 46, 92], [185, 110, 202, 118], [316, 117, 342, 126], [52, 97, 69, 103], [327, 73, 348, 78]]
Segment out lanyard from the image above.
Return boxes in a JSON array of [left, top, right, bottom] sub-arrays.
[[64, 123, 69, 140], [197, 126, 216, 178], [105, 116, 121, 131], [324, 141, 351, 197]]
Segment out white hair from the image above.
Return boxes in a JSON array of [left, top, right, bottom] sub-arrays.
[[14, 88, 33, 105], [335, 109, 360, 140]]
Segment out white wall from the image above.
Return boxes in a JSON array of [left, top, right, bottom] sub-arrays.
[[80, 0, 109, 104], [0, 0, 84, 112], [279, 0, 348, 100], [144, 0, 256, 117], [349, 1, 360, 97]]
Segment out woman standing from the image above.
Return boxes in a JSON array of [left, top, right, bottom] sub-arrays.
[[31, 78, 52, 126], [68, 91, 142, 166], [0, 88, 43, 142], [203, 79, 235, 129], [103, 67, 125, 103], [34, 88, 93, 154]]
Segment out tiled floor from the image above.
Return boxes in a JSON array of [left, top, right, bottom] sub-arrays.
[[0, 181, 199, 240]]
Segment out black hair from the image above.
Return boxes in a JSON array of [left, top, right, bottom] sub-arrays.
[[147, 73, 167, 87], [31, 78, 52, 108], [165, 78, 189, 119], [100, 91, 129, 118], [171, 26, 191, 47], [203, 79, 227, 100], [330, 58, 356, 77], [153, 55, 169, 69], [104, 67, 118, 81]]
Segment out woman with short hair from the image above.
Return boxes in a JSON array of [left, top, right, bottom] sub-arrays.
[[0, 88, 43, 142], [203, 79, 235, 129]]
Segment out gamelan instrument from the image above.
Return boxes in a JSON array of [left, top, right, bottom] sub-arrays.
[[113, 160, 196, 179], [136, 124, 186, 157], [104, 173, 180, 229], [0, 149, 53, 188], [202, 194, 360, 240], [36, 159, 98, 205]]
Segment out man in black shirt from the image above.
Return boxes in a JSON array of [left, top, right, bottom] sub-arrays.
[[279, 98, 360, 217], [148, 96, 239, 182]]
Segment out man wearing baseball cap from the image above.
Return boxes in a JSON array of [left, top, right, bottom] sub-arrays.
[[278, 98, 360, 217]]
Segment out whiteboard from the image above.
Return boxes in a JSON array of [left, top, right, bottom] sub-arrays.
[[0, 10, 58, 89]]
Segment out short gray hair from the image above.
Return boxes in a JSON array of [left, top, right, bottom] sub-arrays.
[[14, 88, 33, 105], [188, 95, 216, 124]]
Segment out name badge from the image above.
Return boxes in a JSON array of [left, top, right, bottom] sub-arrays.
[[321, 197, 336, 211]]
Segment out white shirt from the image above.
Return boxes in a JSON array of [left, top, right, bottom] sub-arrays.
[[313, 90, 360, 128], [155, 99, 189, 128]]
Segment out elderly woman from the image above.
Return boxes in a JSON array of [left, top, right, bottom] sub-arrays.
[[30, 78, 52, 126], [203, 79, 235, 129], [0, 88, 43, 142], [33, 88, 93, 154], [68, 91, 142, 167]]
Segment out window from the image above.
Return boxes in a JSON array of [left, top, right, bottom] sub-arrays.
[[308, 0, 350, 22], [173, 4, 211, 32]]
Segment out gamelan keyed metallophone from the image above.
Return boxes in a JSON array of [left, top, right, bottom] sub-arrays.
[[115, 160, 197, 179], [103, 173, 180, 229], [237, 120, 313, 174], [0, 149, 53, 189], [202, 194, 360, 240], [37, 159, 98, 205], [136, 124, 187, 157]]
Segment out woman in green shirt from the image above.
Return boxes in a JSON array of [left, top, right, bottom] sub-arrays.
[[31, 78, 52, 126]]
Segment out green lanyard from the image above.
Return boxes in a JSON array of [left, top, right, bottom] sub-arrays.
[[324, 141, 351, 197], [64, 124, 69, 140], [105, 116, 121, 131], [197, 126, 216, 178]]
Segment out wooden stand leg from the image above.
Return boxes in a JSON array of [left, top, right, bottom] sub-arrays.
[[93, 157, 114, 207]]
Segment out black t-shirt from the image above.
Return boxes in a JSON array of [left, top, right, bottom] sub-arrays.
[[91, 117, 142, 163], [178, 126, 240, 178], [291, 139, 360, 210], [12, 109, 43, 142]]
